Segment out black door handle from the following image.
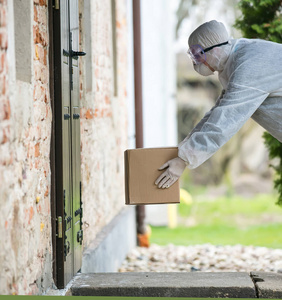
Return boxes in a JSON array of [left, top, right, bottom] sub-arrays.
[[63, 50, 86, 60], [72, 51, 86, 60], [72, 51, 86, 57]]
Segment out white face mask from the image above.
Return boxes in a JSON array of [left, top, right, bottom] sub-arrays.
[[194, 63, 214, 76]]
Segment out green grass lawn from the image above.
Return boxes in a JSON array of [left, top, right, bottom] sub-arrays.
[[150, 193, 282, 248], [150, 224, 282, 248]]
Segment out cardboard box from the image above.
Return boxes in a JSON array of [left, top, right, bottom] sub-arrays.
[[124, 147, 180, 205]]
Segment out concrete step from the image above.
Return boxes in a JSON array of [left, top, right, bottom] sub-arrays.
[[69, 272, 257, 298], [251, 272, 282, 299]]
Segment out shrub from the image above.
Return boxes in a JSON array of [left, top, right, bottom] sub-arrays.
[[234, 0, 282, 206]]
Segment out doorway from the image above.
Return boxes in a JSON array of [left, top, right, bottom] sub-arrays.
[[49, 0, 84, 289]]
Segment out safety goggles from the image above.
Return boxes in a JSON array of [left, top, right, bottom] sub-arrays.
[[187, 41, 229, 65]]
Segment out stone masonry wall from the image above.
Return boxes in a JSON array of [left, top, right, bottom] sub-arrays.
[[0, 0, 53, 295], [0, 0, 129, 294], [79, 0, 129, 248]]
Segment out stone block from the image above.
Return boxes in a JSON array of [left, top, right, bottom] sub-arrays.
[[251, 272, 282, 299], [70, 272, 257, 298]]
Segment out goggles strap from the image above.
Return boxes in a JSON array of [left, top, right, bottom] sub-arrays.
[[203, 41, 229, 53]]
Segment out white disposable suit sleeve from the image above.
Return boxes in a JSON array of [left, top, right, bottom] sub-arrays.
[[178, 83, 269, 169], [179, 90, 226, 140]]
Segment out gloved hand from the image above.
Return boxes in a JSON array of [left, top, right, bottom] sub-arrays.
[[155, 157, 186, 189]]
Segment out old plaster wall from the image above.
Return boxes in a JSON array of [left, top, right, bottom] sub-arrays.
[[79, 0, 129, 248], [0, 0, 53, 295]]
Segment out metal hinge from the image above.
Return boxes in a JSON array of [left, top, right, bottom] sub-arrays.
[[77, 230, 83, 245], [57, 216, 63, 238], [80, 182, 83, 218], [54, 0, 59, 10], [77, 182, 83, 245], [64, 241, 70, 257]]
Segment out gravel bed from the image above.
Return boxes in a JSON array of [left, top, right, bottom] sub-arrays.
[[119, 244, 282, 273]]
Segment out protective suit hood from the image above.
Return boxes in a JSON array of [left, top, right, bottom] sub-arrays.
[[188, 20, 232, 74]]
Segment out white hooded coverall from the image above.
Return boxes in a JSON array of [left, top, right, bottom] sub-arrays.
[[178, 38, 282, 169]]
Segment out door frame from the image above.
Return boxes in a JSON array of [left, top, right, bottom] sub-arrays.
[[49, 0, 83, 289], [49, 0, 66, 288]]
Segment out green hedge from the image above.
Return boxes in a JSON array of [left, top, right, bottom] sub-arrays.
[[234, 0, 282, 206]]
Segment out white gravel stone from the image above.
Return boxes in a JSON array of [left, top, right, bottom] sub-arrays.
[[119, 244, 282, 273]]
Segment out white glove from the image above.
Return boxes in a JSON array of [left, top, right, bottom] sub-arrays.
[[155, 157, 186, 189]]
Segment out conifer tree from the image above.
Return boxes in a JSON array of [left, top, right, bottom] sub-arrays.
[[234, 0, 282, 206]]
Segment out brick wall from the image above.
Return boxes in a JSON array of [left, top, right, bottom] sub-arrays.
[[0, 0, 129, 294], [0, 0, 53, 294], [79, 0, 128, 248]]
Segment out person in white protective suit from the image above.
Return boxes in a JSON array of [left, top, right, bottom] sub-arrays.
[[155, 20, 282, 189]]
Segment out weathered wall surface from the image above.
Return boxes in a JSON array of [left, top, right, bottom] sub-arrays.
[[0, 0, 129, 295], [79, 0, 128, 248], [0, 0, 52, 295]]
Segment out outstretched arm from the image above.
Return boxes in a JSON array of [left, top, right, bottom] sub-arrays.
[[178, 83, 268, 169], [155, 84, 268, 189]]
